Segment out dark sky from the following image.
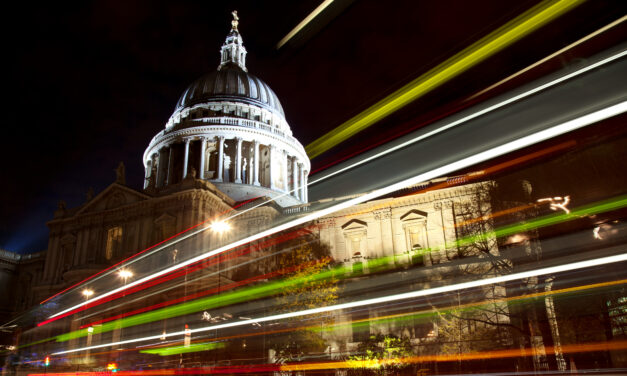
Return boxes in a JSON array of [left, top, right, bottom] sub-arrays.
[[2, 0, 624, 253]]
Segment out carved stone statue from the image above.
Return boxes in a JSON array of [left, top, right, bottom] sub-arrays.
[[187, 166, 197, 179], [231, 10, 239, 30], [115, 162, 126, 185]]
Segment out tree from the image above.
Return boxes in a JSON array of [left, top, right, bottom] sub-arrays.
[[271, 237, 339, 365]]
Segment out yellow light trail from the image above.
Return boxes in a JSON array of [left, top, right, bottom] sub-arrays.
[[282, 340, 627, 371], [277, 0, 335, 49], [305, 0, 585, 158]]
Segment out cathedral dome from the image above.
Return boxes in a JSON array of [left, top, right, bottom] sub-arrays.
[[143, 11, 310, 208], [175, 64, 285, 117]]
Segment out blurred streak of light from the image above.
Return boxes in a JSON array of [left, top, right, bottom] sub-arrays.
[[94, 278, 627, 357], [304, 0, 585, 158], [44, 100, 627, 324], [276, 0, 334, 49], [26, 341, 627, 376], [78, 256, 324, 329], [44, 192, 627, 347], [77, 232, 319, 323], [346, 140, 575, 219], [283, 341, 627, 372], [139, 341, 224, 356], [51, 252, 627, 355], [468, 15, 627, 100], [38, 226, 313, 327], [39, 196, 261, 305], [308, 49, 625, 186]]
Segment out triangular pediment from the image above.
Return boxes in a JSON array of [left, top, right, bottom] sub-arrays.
[[154, 212, 176, 225], [75, 183, 151, 216], [400, 209, 428, 221], [341, 218, 367, 231]]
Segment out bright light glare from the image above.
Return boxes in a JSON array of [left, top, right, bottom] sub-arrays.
[[81, 289, 94, 298], [46, 100, 627, 322], [118, 270, 133, 279], [210, 221, 231, 233]]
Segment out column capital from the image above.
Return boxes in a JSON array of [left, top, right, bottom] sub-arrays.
[[183, 138, 191, 144]]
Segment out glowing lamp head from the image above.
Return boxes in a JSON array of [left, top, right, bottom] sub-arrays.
[[210, 221, 231, 233], [118, 269, 133, 279], [87, 326, 94, 333], [82, 289, 94, 298]]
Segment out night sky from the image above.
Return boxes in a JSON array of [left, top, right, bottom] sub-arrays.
[[3, 0, 624, 253]]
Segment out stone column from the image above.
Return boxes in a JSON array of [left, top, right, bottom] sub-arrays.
[[292, 158, 298, 198], [269, 145, 276, 190], [282, 151, 289, 192], [143, 160, 152, 189], [303, 170, 308, 202], [253, 141, 260, 186], [216, 136, 224, 182], [299, 163, 305, 200], [166, 146, 174, 186], [182, 138, 191, 180], [235, 137, 243, 183], [199, 137, 207, 179]]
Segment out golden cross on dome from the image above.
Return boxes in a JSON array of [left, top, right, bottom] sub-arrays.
[[231, 10, 239, 30]]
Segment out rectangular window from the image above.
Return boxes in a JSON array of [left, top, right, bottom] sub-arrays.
[[105, 226, 123, 260]]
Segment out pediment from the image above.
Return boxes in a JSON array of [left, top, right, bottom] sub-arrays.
[[341, 218, 367, 231], [154, 212, 176, 225], [75, 183, 151, 215], [400, 209, 428, 222]]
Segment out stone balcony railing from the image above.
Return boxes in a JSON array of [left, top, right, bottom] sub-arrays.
[[191, 116, 299, 145]]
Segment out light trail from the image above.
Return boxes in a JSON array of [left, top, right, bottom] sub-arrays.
[[31, 340, 627, 375], [282, 340, 627, 372], [105, 278, 627, 353], [468, 15, 627, 100], [44, 100, 627, 324], [51, 252, 627, 355], [304, 0, 585, 158], [78, 256, 324, 329], [276, 0, 335, 49], [344, 140, 575, 220], [42, 192, 627, 346], [38, 227, 314, 327], [307, 49, 626, 187]]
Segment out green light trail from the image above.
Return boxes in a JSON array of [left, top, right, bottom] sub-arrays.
[[33, 194, 627, 347], [139, 341, 224, 356]]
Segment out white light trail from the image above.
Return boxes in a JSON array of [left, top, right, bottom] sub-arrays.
[[52, 252, 627, 355], [48, 100, 627, 320], [277, 0, 335, 49], [41, 49, 626, 309], [308, 49, 627, 187], [468, 15, 627, 100]]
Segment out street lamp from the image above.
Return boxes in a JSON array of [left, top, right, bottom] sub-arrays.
[[118, 269, 133, 280], [82, 289, 94, 298], [210, 221, 231, 233]]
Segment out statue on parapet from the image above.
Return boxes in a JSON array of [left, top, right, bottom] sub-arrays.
[[115, 162, 126, 185]]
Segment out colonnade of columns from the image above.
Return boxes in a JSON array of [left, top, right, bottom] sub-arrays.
[[145, 136, 308, 202]]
